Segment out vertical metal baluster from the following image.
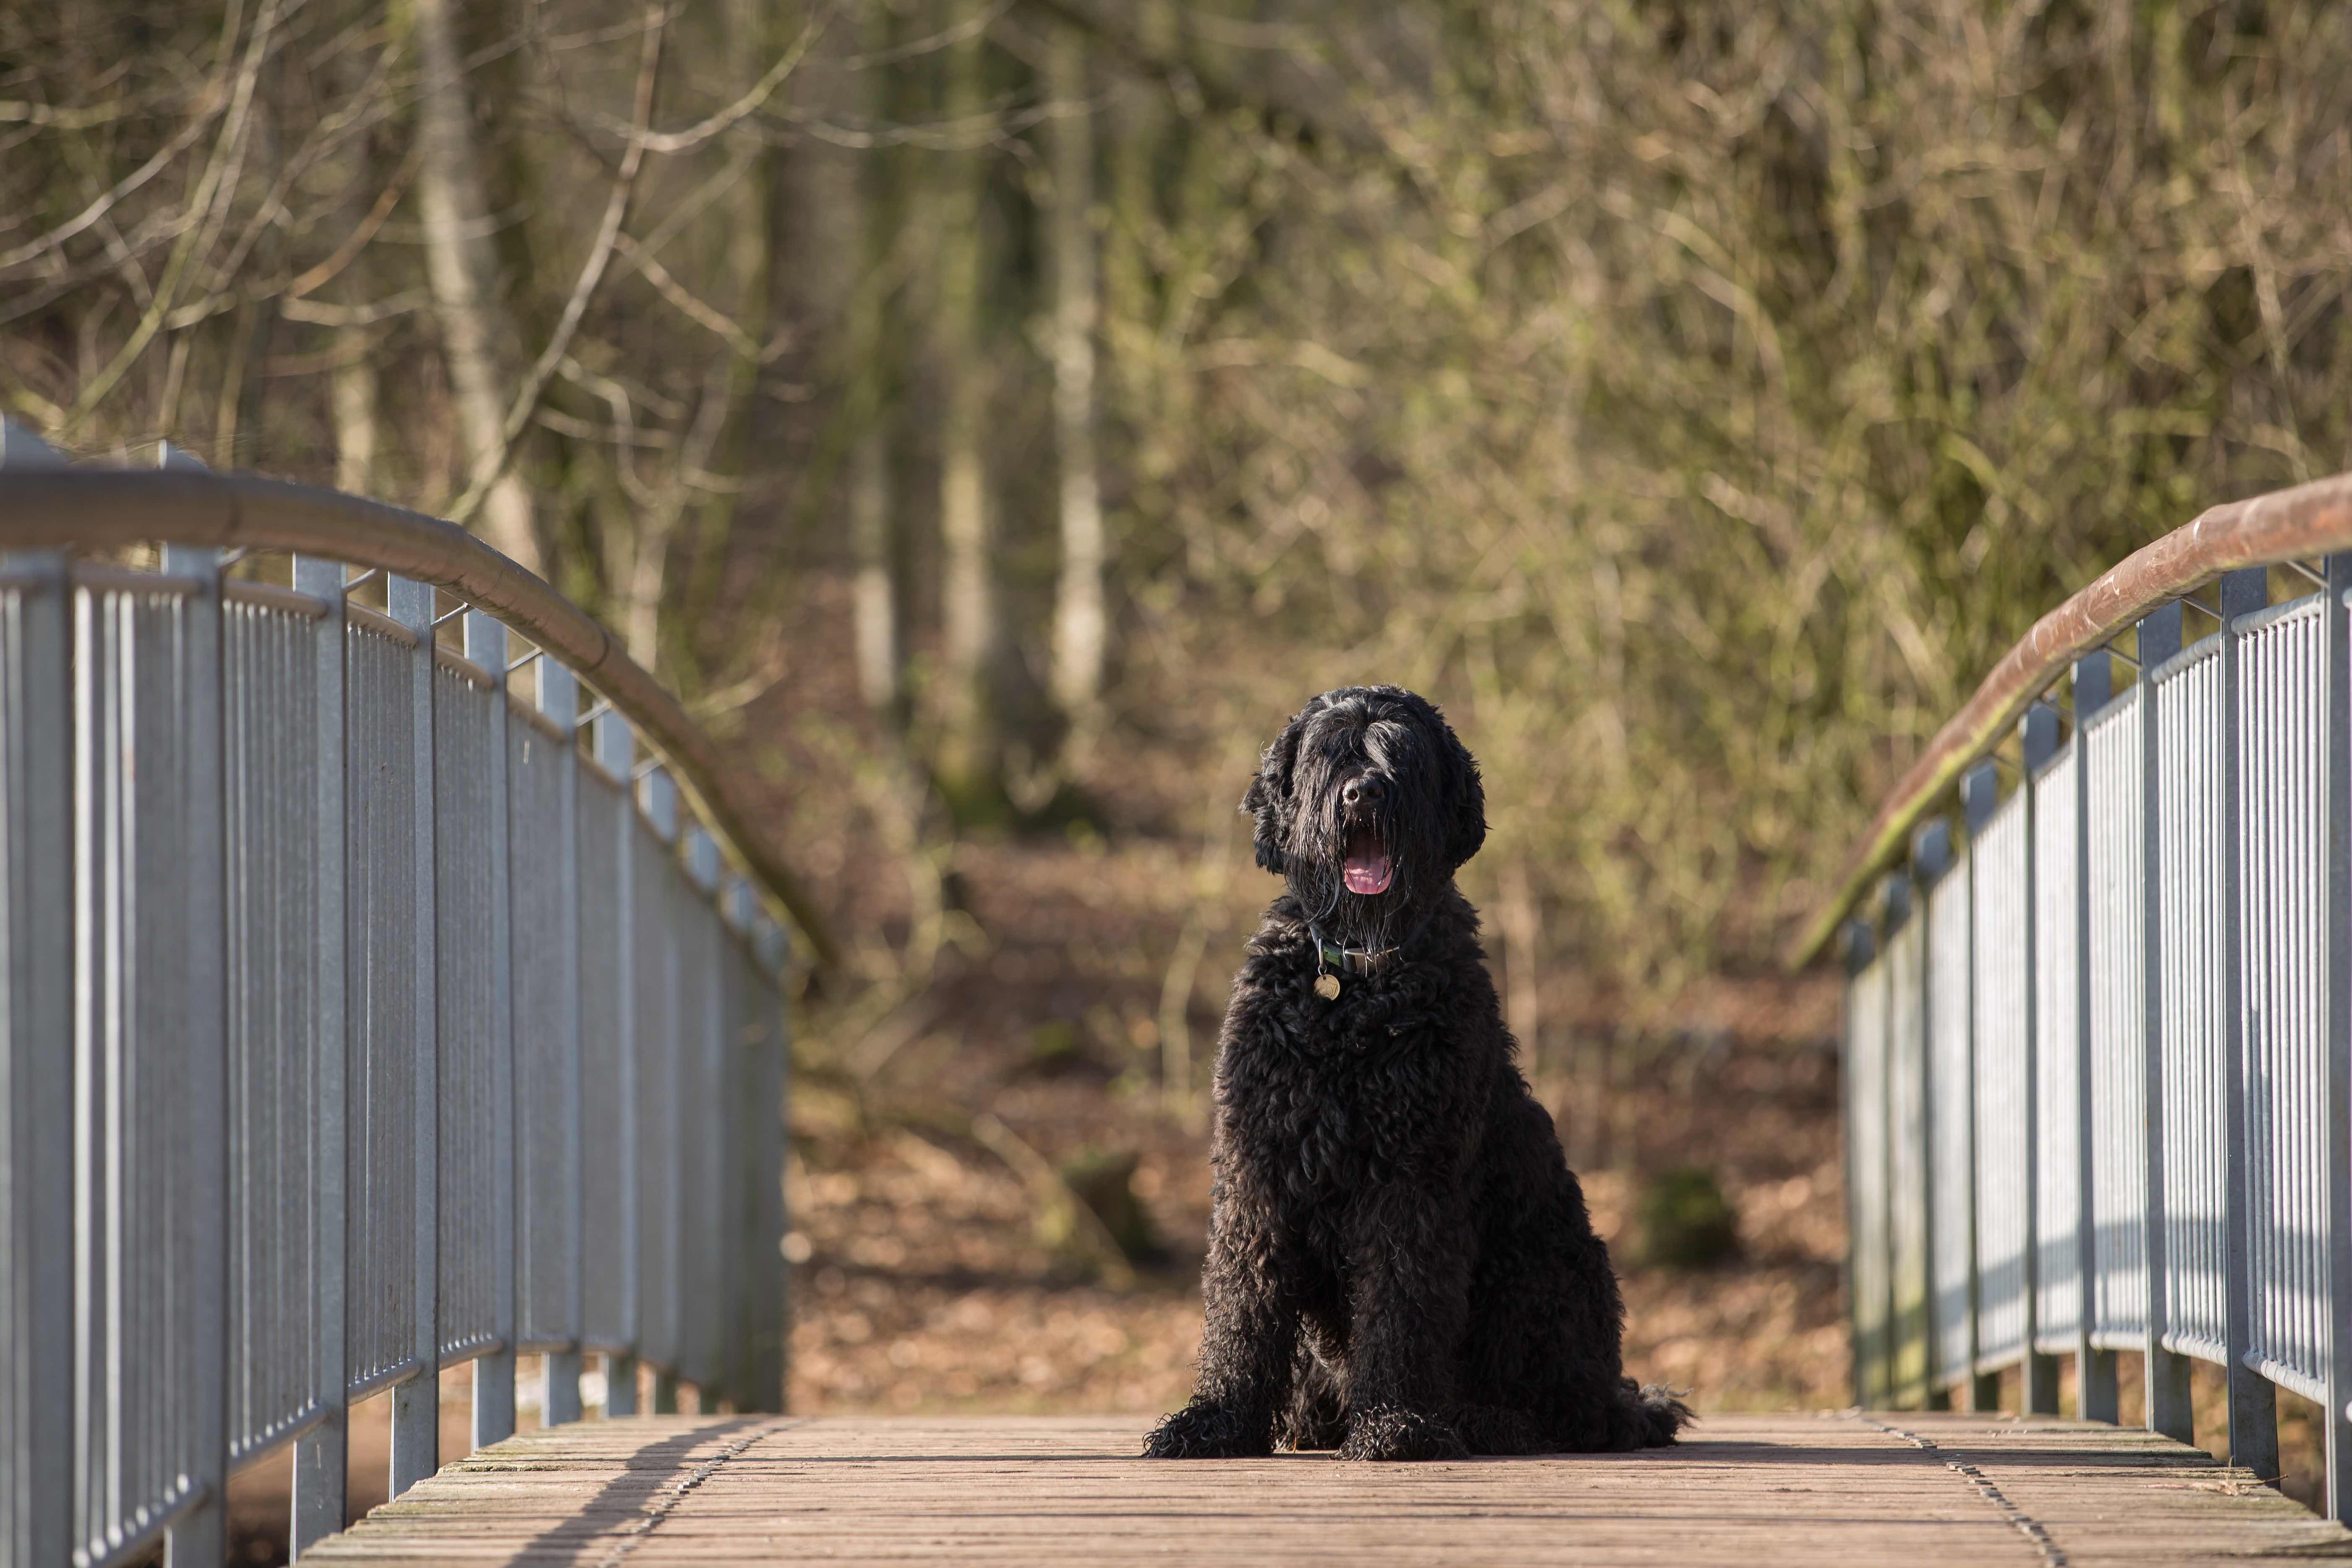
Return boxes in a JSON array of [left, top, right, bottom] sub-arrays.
[[541, 661, 585, 1426], [1961, 762, 2001, 1411], [388, 578, 437, 1497], [290, 557, 348, 1554], [2139, 605, 2194, 1442], [470, 611, 517, 1447], [161, 543, 229, 1568], [2074, 651, 2122, 1422], [596, 712, 640, 1417], [644, 768, 682, 1415], [2218, 569, 2279, 1481], [2325, 554, 2352, 1520], [2020, 703, 2064, 1415]]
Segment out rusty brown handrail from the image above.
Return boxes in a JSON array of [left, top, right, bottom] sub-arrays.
[[0, 466, 841, 975], [1788, 468, 2352, 970]]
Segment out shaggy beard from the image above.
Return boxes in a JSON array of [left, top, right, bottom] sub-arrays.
[[1286, 771, 1447, 948], [1290, 857, 1414, 948]]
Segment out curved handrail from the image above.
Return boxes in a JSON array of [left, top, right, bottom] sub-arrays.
[[1788, 467, 2352, 969], [0, 465, 841, 974]]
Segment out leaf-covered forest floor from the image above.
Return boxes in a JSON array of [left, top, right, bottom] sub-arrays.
[[747, 567, 1857, 1426], [781, 831, 1853, 1426]]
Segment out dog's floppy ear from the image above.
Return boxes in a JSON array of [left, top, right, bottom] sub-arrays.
[[1431, 702, 1486, 870], [1242, 697, 1323, 875]]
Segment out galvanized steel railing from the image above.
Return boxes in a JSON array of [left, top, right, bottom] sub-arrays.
[[1820, 469, 2352, 1521], [0, 425, 794, 1567]]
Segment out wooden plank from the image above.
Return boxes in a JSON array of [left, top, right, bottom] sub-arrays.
[[302, 1412, 2352, 1566]]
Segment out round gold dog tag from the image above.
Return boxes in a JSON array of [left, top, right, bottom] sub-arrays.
[[1314, 973, 1342, 1000]]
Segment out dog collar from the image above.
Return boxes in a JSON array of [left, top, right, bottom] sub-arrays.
[[1313, 934, 1400, 976], [1307, 922, 1403, 992]]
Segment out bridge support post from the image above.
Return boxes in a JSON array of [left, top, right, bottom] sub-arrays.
[[389, 576, 439, 1499], [1957, 766, 1994, 1420], [1841, 920, 1876, 1409], [731, 885, 790, 1415], [2074, 652, 2122, 1425], [471, 610, 519, 1449], [164, 541, 231, 1568], [2013, 700, 2070, 1420], [642, 767, 684, 1415], [539, 658, 586, 1428], [1883, 870, 1930, 1410], [2324, 554, 2352, 1521], [595, 711, 643, 1418], [608, 1353, 640, 1416], [2216, 568, 2279, 1482], [2138, 606, 2196, 1447], [292, 557, 351, 1555], [2018, 705, 2064, 1418], [1, 544, 73, 1567], [1914, 819, 1955, 1416]]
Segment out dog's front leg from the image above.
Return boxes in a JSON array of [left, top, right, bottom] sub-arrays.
[[1144, 1200, 1295, 1458], [1335, 1190, 1472, 1462]]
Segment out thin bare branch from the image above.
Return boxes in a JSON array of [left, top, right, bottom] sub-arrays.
[[613, 232, 760, 358], [0, 88, 227, 274], [279, 288, 431, 326], [59, 0, 285, 435], [286, 142, 423, 299], [449, 3, 670, 527], [598, 7, 828, 155]]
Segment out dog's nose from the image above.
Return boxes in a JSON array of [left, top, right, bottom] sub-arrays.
[[1342, 776, 1384, 808]]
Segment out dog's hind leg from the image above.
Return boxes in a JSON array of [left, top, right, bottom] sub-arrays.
[[1617, 1379, 1693, 1448]]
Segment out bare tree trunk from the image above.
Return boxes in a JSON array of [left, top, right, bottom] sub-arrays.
[[411, 0, 539, 570], [621, 0, 779, 682], [851, 430, 902, 719], [322, 9, 383, 496], [332, 334, 378, 492], [843, 2, 905, 726], [1047, 26, 1106, 768], [932, 2, 1002, 809]]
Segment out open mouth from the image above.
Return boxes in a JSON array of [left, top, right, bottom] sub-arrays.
[[1342, 828, 1394, 895]]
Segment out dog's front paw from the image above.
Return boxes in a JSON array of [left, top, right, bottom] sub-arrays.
[[1336, 1405, 1470, 1463], [1143, 1400, 1271, 1459]]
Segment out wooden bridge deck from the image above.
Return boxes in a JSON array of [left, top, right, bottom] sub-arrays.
[[306, 1411, 2352, 1565]]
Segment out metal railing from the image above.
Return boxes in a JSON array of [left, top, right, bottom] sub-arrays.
[[0, 425, 796, 1567], [1816, 469, 2352, 1521]]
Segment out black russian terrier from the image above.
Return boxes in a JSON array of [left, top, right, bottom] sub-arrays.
[[1143, 686, 1689, 1462]]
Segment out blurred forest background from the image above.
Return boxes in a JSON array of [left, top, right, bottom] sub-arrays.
[[11, 0, 2352, 1507]]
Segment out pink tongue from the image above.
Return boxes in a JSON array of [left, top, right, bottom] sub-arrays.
[[1343, 848, 1393, 895]]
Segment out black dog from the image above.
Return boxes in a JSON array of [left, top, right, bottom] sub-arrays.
[[1144, 686, 1689, 1462]]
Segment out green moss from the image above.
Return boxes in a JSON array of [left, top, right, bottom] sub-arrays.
[[1638, 1167, 1740, 1270]]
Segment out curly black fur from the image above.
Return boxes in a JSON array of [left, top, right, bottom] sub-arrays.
[[1144, 686, 1691, 1462]]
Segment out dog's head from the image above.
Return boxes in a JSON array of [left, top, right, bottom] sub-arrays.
[[1242, 686, 1486, 927]]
